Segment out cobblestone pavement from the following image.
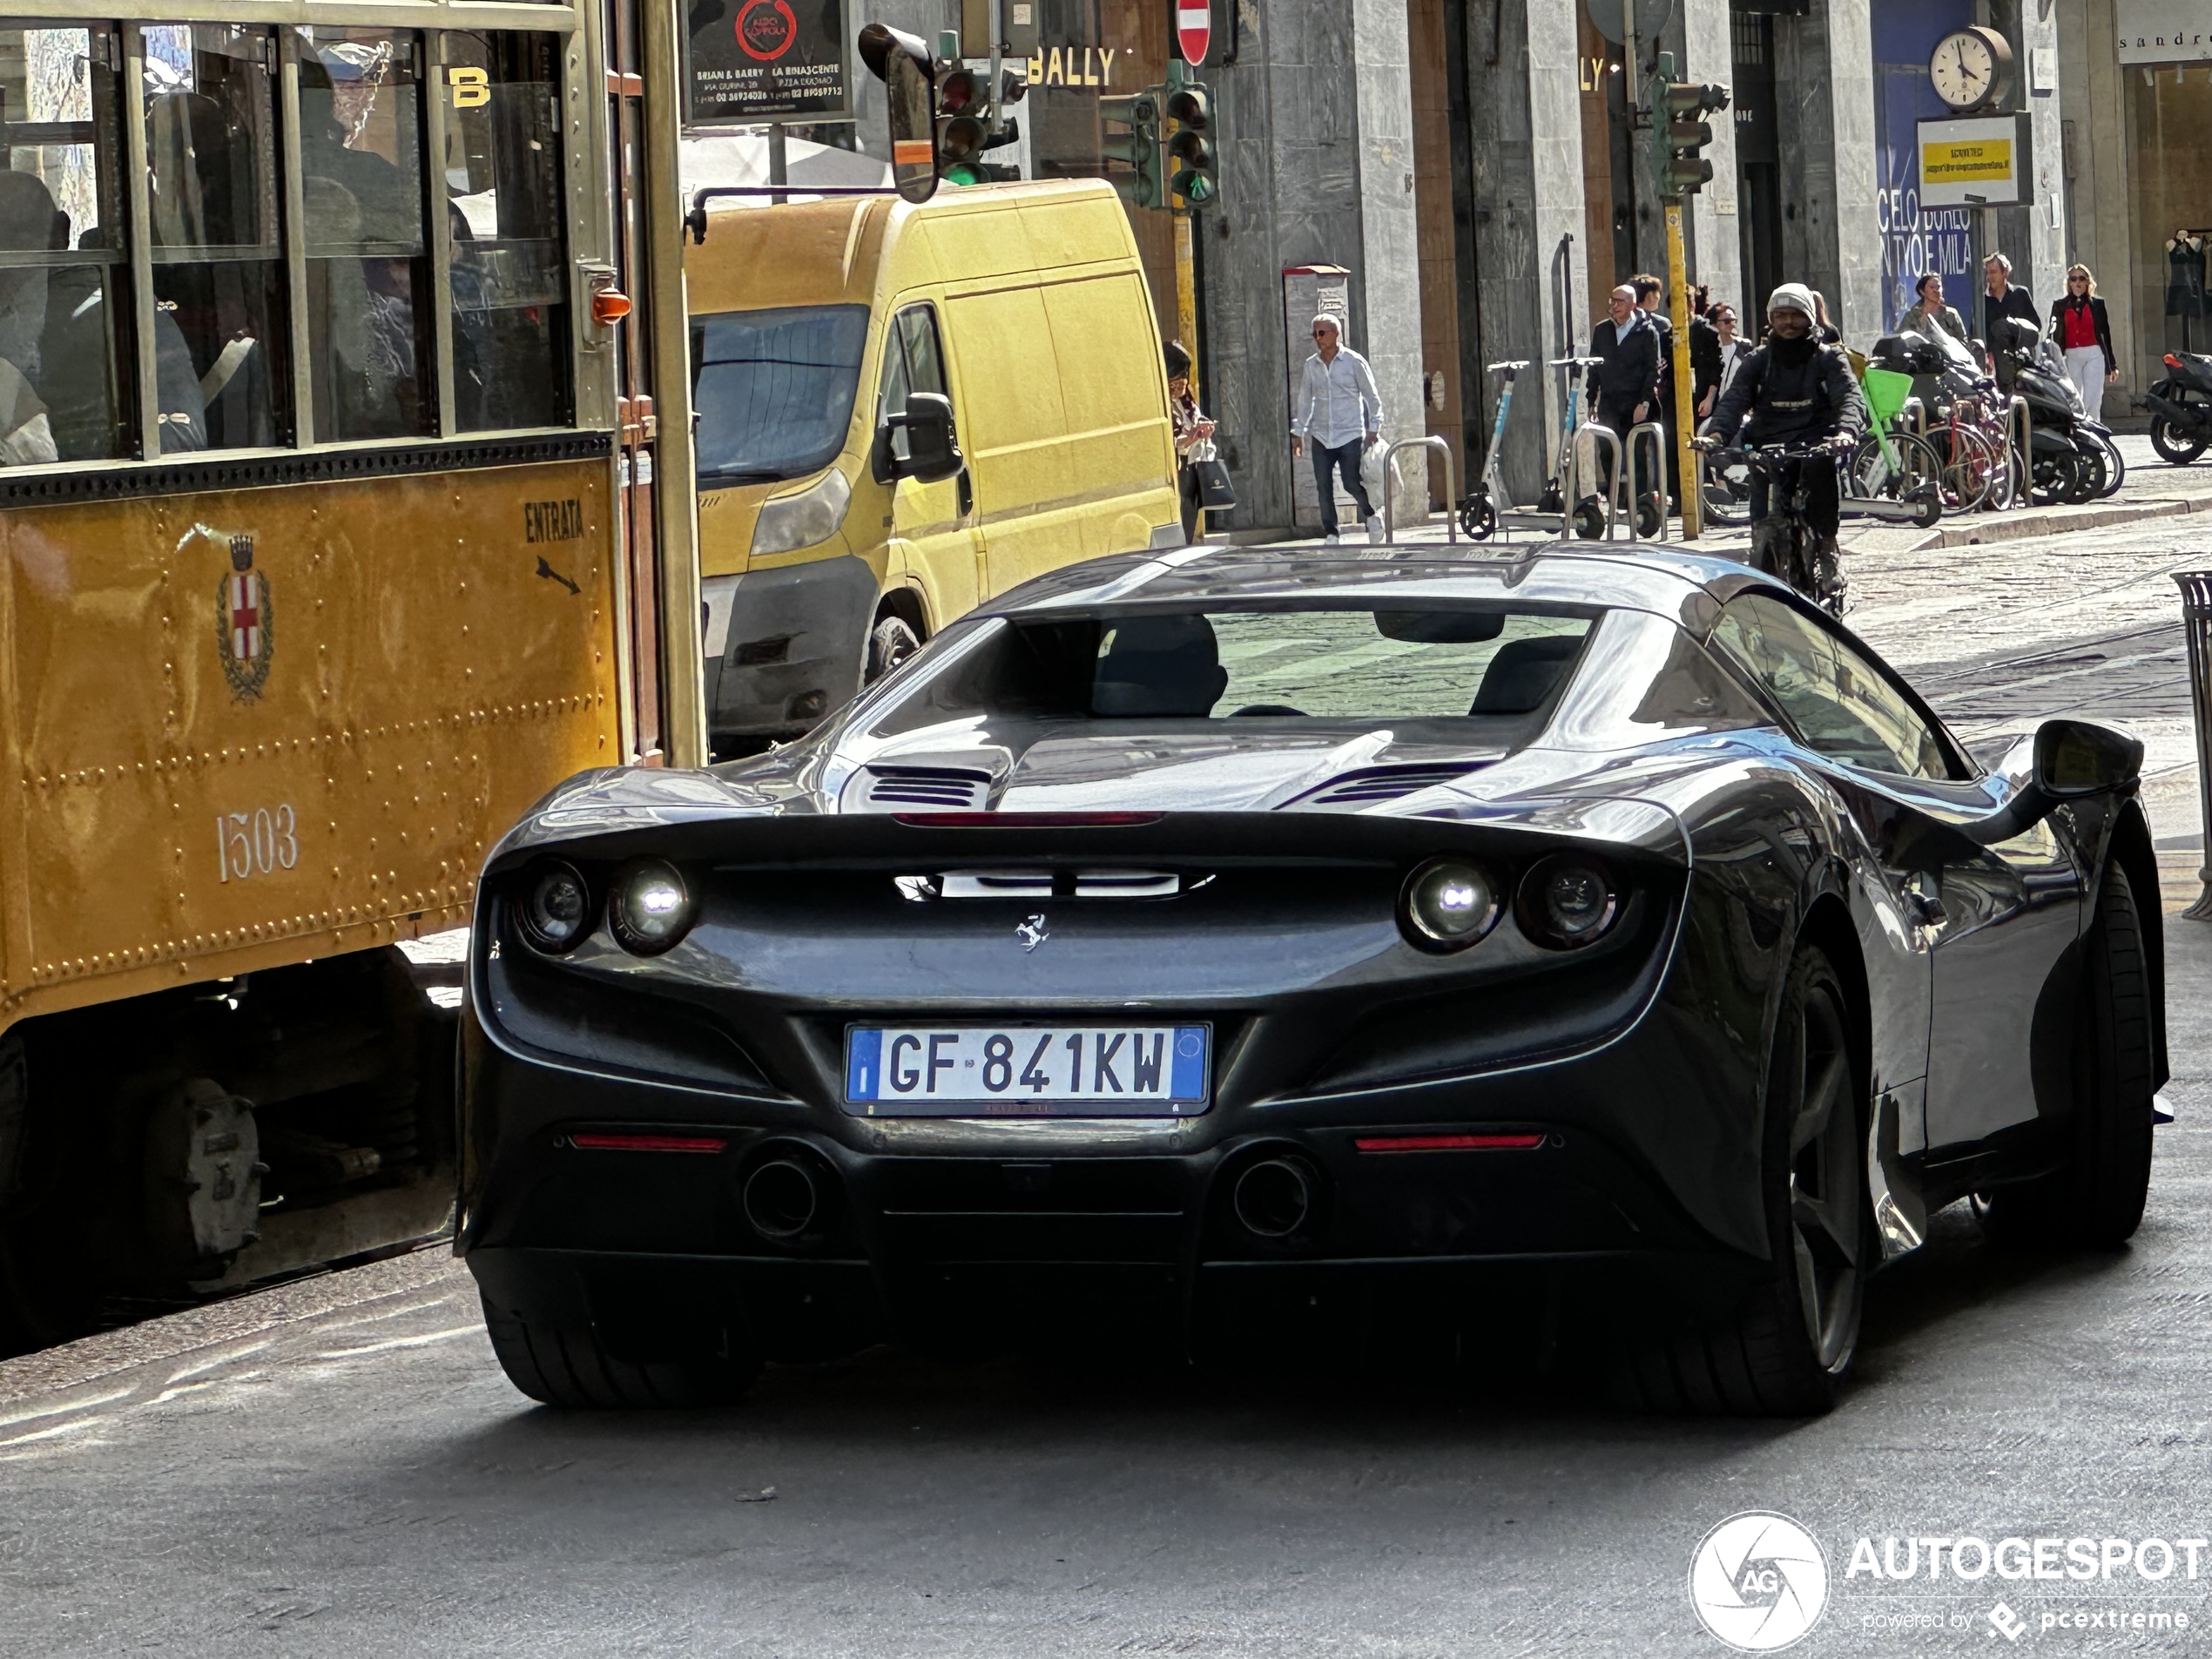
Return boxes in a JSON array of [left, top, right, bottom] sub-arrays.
[[3, 459, 2212, 1658]]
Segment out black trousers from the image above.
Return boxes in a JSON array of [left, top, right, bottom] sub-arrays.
[[1750, 453, 1841, 538]]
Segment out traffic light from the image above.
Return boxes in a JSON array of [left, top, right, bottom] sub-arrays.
[[1163, 80, 1217, 206], [1656, 79, 1729, 198], [937, 65, 991, 182], [1100, 91, 1165, 209]]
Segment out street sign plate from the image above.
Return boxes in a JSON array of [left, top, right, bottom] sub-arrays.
[[1177, 2, 1210, 65]]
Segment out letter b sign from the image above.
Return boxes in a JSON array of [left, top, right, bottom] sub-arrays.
[[449, 66, 490, 108]]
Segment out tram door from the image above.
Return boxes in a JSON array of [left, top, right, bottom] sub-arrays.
[[605, 0, 663, 761]]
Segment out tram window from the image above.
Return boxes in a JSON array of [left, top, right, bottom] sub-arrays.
[[0, 26, 131, 462], [441, 31, 569, 432], [142, 24, 292, 451], [298, 29, 431, 442]]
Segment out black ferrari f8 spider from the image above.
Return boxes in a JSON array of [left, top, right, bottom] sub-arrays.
[[459, 545, 2165, 1416]]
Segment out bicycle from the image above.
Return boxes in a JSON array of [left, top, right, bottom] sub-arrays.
[[1712, 439, 1855, 617]]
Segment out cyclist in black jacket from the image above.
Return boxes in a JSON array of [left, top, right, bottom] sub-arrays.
[[1696, 282, 1867, 602]]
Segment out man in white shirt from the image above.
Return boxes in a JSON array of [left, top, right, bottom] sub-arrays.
[[1289, 314, 1383, 541]]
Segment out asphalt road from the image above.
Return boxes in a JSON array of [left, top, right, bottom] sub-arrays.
[[4, 487, 2212, 1658]]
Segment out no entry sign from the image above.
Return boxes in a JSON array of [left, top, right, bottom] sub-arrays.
[[1177, 2, 1210, 65]]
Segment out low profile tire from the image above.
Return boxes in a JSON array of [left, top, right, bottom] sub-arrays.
[[481, 1298, 762, 1409], [865, 614, 922, 685], [1975, 862, 2155, 1250], [2148, 416, 2209, 466], [1621, 945, 1866, 1417]]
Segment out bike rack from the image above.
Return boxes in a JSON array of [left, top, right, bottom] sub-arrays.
[[1561, 423, 1621, 542], [1623, 421, 1669, 543], [1380, 435, 1459, 543], [2006, 396, 2033, 509], [1901, 396, 1925, 439]]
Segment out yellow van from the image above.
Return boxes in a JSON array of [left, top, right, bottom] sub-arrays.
[[687, 179, 1184, 750]]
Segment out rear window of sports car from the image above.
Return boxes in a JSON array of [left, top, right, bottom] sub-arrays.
[[867, 605, 1600, 733]]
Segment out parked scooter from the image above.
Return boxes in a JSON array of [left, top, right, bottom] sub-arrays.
[[1989, 317, 2107, 504], [2141, 348, 2212, 465]]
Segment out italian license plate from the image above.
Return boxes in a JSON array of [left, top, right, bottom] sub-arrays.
[[843, 1025, 1210, 1117]]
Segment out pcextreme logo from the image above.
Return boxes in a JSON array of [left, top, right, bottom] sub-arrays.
[[1689, 1511, 1831, 1651]]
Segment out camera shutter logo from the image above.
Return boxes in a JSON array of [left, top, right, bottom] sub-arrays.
[[1689, 1511, 1829, 1651], [736, 0, 797, 61], [215, 533, 273, 702]]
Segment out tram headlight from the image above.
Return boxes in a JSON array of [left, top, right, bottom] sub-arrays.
[[1399, 858, 1501, 951], [1516, 853, 1621, 950], [750, 468, 852, 557], [608, 858, 695, 955], [518, 861, 592, 954]]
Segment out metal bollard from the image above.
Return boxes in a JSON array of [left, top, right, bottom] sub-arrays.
[[1901, 396, 1925, 440], [1380, 435, 1460, 543], [2006, 396, 2033, 510], [2178, 571, 2212, 921], [1563, 425, 1621, 542], [1623, 421, 1669, 542]]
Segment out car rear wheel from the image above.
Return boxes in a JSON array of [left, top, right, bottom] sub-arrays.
[[1974, 861, 2155, 1249], [481, 1298, 762, 1409], [1621, 945, 1865, 1417]]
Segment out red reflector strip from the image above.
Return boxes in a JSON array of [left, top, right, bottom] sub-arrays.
[[892, 812, 1163, 828], [1352, 1133, 1547, 1153], [569, 1133, 728, 1154]]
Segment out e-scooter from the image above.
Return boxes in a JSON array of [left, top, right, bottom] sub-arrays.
[[1460, 357, 1608, 541]]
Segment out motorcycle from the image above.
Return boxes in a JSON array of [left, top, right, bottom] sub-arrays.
[[1989, 318, 2107, 505], [2141, 347, 2212, 465]]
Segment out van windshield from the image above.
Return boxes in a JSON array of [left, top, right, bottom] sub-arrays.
[[692, 304, 869, 484]]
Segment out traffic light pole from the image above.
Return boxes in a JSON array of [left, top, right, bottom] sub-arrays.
[[1666, 202, 1699, 540]]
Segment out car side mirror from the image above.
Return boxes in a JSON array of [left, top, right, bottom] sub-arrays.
[[1965, 718, 2141, 845], [881, 392, 963, 484], [2034, 718, 2143, 799]]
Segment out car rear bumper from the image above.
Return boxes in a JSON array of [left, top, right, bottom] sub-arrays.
[[458, 1015, 1771, 1359]]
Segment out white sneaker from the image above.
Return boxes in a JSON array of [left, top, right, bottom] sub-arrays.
[[1324, 531, 1341, 544], [1366, 514, 1386, 543]]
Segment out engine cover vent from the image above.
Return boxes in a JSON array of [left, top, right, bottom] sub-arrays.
[[1295, 764, 1481, 807], [862, 765, 993, 810]]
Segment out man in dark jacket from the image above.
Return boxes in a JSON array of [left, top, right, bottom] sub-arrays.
[[1982, 252, 2038, 339], [1586, 285, 1660, 491], [1697, 282, 1869, 605]]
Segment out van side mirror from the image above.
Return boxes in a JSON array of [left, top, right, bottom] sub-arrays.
[[881, 391, 964, 483], [1965, 718, 2141, 845]]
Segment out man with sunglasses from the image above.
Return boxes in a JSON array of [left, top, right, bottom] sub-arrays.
[[1695, 283, 1867, 606], [1290, 313, 1384, 543]]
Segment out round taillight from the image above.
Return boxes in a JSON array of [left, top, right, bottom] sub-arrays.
[[517, 861, 592, 954], [1517, 854, 1621, 949], [607, 858, 694, 955], [1399, 858, 1501, 952]]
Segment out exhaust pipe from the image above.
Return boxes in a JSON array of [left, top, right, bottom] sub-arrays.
[[1232, 1157, 1315, 1238], [743, 1157, 819, 1240]]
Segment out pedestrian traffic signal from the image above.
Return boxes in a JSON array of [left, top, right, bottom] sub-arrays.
[[1100, 91, 1166, 209], [1163, 80, 1217, 207], [1656, 79, 1729, 198]]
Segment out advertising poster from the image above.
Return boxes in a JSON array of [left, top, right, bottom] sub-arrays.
[[688, 0, 851, 124]]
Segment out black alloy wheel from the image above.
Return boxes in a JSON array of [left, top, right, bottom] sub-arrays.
[[1975, 861, 2155, 1249], [866, 613, 923, 685], [2069, 444, 2107, 503], [2094, 430, 2126, 498], [2148, 415, 2209, 466], [2030, 448, 2081, 508], [1620, 945, 1866, 1416]]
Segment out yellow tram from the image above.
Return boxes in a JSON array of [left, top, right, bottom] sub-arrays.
[[0, 0, 701, 1345]]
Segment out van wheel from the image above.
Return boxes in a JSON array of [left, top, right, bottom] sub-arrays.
[[866, 615, 922, 684]]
